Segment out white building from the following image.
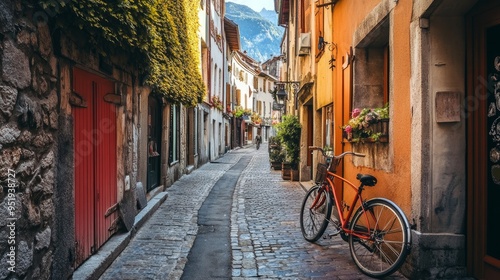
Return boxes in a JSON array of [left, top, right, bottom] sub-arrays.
[[198, 0, 227, 161]]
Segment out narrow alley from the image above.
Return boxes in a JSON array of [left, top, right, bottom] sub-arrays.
[[85, 145, 407, 279]]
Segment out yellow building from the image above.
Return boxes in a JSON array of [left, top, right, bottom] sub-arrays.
[[277, 0, 500, 278]]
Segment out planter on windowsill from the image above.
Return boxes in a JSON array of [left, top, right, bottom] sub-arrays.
[[343, 119, 389, 143]]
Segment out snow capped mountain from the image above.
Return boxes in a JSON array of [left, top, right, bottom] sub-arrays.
[[225, 2, 284, 62]]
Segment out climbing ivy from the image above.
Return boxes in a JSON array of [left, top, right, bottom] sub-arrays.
[[39, 0, 205, 106]]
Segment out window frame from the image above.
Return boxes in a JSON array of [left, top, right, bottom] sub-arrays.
[[169, 104, 180, 165]]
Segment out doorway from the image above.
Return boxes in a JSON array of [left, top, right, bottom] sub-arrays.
[[72, 67, 117, 267], [147, 95, 162, 192], [467, 2, 500, 278]]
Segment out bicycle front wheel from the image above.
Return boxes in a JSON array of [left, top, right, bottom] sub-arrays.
[[349, 198, 411, 278], [300, 185, 332, 242]]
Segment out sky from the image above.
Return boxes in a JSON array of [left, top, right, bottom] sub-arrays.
[[226, 0, 274, 12]]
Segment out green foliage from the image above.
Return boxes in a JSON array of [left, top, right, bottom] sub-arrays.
[[233, 106, 252, 118], [268, 136, 285, 162], [269, 148, 286, 163], [40, 0, 205, 106], [276, 115, 301, 168]]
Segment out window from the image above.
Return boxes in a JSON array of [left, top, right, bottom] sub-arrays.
[[301, 0, 311, 33], [201, 44, 208, 89], [324, 105, 333, 148], [236, 89, 241, 106], [353, 17, 389, 110], [194, 108, 198, 156], [226, 83, 231, 109], [214, 64, 218, 97], [169, 104, 180, 164], [315, 0, 325, 60], [350, 13, 391, 169], [219, 68, 222, 95]]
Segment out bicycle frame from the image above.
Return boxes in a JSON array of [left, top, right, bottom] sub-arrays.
[[316, 170, 373, 240], [303, 147, 411, 278]]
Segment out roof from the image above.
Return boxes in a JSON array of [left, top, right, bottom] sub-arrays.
[[258, 71, 277, 81], [277, 0, 290, 27], [224, 17, 240, 51]]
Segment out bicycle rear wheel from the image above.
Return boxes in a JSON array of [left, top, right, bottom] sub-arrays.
[[349, 198, 411, 278], [300, 185, 332, 242]]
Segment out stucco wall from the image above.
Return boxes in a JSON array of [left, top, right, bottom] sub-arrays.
[[428, 16, 467, 234], [332, 0, 412, 214], [328, 0, 471, 277], [407, 4, 471, 278]]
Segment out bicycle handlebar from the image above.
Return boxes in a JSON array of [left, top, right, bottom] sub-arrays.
[[308, 146, 366, 159]]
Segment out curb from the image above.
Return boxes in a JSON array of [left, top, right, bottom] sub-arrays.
[[299, 180, 316, 193], [72, 191, 169, 280]]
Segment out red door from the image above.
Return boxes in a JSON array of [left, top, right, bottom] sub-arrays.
[[72, 67, 117, 267]]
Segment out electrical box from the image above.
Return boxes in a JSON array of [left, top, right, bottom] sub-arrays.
[[299, 33, 311, 56]]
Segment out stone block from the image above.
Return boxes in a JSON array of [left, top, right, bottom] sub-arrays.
[[136, 182, 147, 210], [2, 39, 31, 89], [404, 231, 467, 279], [0, 85, 18, 117]]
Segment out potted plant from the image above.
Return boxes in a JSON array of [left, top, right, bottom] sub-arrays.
[[268, 136, 285, 170], [210, 96, 223, 111], [342, 104, 389, 142], [276, 115, 302, 180], [234, 106, 252, 118]]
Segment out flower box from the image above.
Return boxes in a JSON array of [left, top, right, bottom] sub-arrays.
[[342, 105, 389, 143]]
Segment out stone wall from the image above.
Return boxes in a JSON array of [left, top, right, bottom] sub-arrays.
[[0, 1, 142, 278], [0, 1, 59, 279], [0, 1, 207, 278]]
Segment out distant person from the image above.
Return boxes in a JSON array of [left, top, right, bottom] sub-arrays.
[[255, 134, 262, 150]]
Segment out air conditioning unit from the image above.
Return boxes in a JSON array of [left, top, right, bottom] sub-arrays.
[[298, 32, 311, 56]]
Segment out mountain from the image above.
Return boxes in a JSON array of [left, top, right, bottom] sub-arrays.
[[259, 8, 278, 25], [225, 2, 284, 62]]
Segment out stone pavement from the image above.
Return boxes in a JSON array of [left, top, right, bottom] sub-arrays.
[[80, 144, 408, 279], [229, 145, 406, 280]]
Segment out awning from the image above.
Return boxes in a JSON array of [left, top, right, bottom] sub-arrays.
[[242, 115, 252, 123]]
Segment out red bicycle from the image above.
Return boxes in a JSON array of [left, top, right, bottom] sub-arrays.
[[300, 146, 411, 278]]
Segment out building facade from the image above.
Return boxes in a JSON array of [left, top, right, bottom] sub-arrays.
[[0, 0, 234, 279], [277, 0, 500, 278]]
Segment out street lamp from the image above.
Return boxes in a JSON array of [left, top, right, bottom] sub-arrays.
[[272, 84, 287, 112], [275, 81, 300, 110], [276, 86, 288, 101]]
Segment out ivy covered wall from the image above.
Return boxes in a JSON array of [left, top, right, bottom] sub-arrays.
[[39, 0, 205, 106]]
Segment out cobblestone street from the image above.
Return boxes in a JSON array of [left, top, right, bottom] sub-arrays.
[[98, 144, 407, 279]]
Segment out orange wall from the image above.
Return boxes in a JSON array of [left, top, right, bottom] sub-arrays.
[[330, 0, 413, 215]]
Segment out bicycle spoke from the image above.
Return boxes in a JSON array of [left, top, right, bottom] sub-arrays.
[[349, 200, 410, 278], [300, 186, 332, 242]]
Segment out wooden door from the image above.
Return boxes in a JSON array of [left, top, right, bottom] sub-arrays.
[[147, 95, 162, 191], [73, 68, 117, 267], [467, 2, 500, 278]]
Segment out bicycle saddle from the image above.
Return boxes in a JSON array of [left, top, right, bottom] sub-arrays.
[[356, 174, 377, 186]]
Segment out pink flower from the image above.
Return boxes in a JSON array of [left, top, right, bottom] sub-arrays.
[[344, 125, 352, 133], [351, 108, 361, 118]]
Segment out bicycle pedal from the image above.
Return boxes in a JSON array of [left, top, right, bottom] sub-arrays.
[[327, 229, 341, 238]]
